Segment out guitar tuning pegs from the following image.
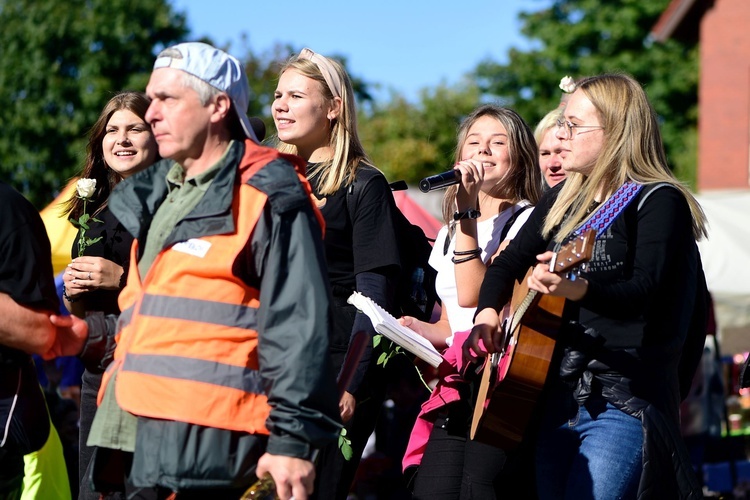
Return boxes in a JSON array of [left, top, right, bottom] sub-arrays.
[[565, 266, 585, 282]]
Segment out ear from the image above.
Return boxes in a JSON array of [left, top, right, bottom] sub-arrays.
[[209, 93, 232, 124], [327, 96, 342, 121]]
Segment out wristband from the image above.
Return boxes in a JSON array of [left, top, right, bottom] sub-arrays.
[[453, 209, 481, 221], [451, 253, 481, 264], [62, 286, 80, 303], [453, 248, 481, 256]]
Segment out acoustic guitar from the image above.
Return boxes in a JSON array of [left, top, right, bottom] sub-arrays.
[[470, 229, 596, 450]]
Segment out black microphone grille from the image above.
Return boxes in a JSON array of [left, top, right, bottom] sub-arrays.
[[418, 169, 460, 192]]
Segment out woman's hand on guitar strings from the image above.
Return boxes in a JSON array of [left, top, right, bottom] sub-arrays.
[[528, 251, 588, 301], [463, 307, 503, 365]]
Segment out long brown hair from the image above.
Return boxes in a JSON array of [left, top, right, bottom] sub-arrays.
[[63, 92, 156, 220], [441, 104, 543, 225]]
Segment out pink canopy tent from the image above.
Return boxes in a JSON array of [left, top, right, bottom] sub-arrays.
[[393, 190, 442, 242]]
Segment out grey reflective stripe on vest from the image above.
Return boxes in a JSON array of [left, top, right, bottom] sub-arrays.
[[121, 353, 266, 394], [138, 294, 259, 330], [118, 304, 135, 330]]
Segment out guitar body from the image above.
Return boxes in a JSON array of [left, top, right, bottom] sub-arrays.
[[470, 271, 564, 450], [470, 229, 596, 450]]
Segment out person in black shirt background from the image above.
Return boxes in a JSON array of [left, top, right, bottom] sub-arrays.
[[0, 181, 86, 497], [465, 73, 709, 499], [272, 48, 401, 500]]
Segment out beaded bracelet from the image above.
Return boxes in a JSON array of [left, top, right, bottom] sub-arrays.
[[62, 285, 80, 303]]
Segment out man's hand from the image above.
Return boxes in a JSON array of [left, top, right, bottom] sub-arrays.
[[255, 453, 315, 500], [43, 314, 88, 359]]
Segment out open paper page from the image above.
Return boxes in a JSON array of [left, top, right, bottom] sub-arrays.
[[347, 292, 443, 368]]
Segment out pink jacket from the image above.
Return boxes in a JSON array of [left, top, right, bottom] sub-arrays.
[[402, 330, 476, 472]]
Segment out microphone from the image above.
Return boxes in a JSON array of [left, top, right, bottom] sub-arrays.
[[249, 117, 266, 142], [419, 169, 459, 192]]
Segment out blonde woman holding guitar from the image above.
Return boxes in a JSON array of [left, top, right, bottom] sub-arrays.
[[466, 73, 709, 500]]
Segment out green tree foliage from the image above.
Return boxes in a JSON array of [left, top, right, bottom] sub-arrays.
[[473, 0, 699, 186], [236, 42, 464, 186], [236, 41, 377, 145], [0, 0, 188, 207], [234, 40, 296, 139], [359, 83, 481, 184]]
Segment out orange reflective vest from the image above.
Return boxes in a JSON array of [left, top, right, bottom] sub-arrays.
[[100, 140, 320, 436]]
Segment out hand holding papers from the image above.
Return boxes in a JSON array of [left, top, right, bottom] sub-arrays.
[[347, 292, 443, 368]]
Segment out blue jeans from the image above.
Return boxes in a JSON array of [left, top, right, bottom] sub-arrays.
[[536, 394, 643, 500]]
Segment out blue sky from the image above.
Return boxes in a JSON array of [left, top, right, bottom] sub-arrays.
[[170, 0, 553, 103]]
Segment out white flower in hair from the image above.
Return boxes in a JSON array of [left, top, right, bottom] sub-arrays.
[[559, 76, 576, 94]]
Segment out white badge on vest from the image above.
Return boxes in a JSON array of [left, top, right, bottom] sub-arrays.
[[172, 238, 211, 258]]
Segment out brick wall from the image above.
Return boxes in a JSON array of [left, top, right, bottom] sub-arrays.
[[698, 0, 750, 191]]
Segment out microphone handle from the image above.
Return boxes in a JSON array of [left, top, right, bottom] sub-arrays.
[[419, 170, 460, 192]]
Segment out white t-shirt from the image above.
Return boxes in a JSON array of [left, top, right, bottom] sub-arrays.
[[429, 202, 533, 346]]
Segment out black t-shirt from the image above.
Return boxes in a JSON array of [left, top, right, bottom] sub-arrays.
[[0, 182, 58, 311], [69, 206, 133, 315], [309, 164, 401, 390], [478, 181, 700, 350], [309, 163, 400, 291], [477, 181, 703, 412]]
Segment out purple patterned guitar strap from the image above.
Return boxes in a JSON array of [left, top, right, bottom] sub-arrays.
[[575, 182, 644, 236]]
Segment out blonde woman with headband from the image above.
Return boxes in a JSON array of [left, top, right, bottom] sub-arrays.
[[273, 48, 401, 500], [465, 73, 709, 499]]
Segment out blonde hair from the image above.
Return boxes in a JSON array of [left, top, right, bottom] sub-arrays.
[[275, 51, 372, 195], [441, 105, 542, 224], [542, 73, 707, 241], [534, 108, 562, 145]]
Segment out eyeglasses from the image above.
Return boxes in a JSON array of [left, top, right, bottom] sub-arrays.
[[555, 118, 605, 139]]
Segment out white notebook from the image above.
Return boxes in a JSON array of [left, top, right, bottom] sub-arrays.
[[347, 292, 443, 368]]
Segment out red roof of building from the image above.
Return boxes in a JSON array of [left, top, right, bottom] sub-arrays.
[[651, 0, 711, 43]]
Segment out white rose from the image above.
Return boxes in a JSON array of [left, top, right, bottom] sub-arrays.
[[76, 178, 97, 199], [559, 76, 576, 93]]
